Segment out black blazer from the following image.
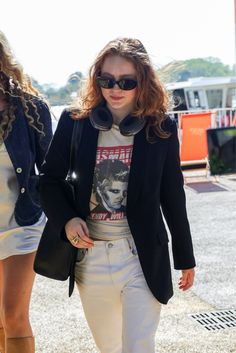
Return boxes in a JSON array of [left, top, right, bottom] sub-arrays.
[[40, 110, 196, 305]]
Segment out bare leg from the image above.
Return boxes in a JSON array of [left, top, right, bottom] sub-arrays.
[[0, 262, 6, 352], [0, 261, 4, 326], [0, 252, 36, 338]]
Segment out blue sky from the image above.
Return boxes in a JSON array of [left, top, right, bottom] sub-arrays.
[[1, 0, 235, 86]]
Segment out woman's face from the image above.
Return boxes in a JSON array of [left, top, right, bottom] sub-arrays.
[[100, 55, 138, 119]]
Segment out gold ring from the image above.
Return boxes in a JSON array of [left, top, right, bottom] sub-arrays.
[[71, 235, 80, 244]]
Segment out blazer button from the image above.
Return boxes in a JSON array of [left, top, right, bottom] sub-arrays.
[[20, 187, 26, 193], [16, 167, 22, 173]]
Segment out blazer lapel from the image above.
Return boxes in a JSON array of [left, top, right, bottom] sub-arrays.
[[76, 120, 98, 216], [127, 128, 148, 214]]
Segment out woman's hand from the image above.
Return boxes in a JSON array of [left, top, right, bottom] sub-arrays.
[[178, 268, 195, 291], [65, 217, 94, 248]]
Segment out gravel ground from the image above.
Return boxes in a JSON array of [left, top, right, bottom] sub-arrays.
[[30, 174, 236, 353]]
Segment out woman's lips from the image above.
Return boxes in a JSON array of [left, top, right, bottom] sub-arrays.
[[110, 96, 123, 101]]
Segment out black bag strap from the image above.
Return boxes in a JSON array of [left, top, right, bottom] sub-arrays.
[[68, 118, 84, 180], [67, 117, 84, 297]]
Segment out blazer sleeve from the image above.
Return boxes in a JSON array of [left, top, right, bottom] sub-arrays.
[[160, 118, 196, 270], [39, 109, 79, 239]]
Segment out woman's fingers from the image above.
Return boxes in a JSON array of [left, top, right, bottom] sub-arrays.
[[65, 217, 94, 248], [178, 268, 195, 291], [73, 233, 93, 248]]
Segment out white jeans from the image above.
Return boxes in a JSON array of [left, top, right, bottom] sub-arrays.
[[74, 237, 161, 353]]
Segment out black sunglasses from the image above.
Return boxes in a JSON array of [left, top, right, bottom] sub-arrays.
[[96, 76, 137, 91]]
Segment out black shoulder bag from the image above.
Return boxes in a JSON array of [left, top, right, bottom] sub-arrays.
[[34, 119, 85, 285]]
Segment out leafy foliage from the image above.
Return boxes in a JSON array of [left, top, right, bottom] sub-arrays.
[[157, 57, 234, 84], [31, 71, 83, 106]]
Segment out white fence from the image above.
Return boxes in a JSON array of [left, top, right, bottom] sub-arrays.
[[168, 108, 236, 128]]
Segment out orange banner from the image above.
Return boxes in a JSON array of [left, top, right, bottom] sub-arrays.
[[180, 112, 211, 162]]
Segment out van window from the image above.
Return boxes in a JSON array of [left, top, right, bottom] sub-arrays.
[[206, 89, 223, 109], [186, 90, 204, 109], [226, 88, 236, 108]]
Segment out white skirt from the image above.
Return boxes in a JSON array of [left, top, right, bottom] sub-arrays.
[[0, 213, 46, 260]]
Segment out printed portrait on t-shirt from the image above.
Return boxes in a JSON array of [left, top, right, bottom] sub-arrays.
[[89, 145, 132, 221]]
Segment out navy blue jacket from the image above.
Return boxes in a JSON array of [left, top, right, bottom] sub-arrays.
[[40, 110, 196, 304], [3, 98, 52, 226]]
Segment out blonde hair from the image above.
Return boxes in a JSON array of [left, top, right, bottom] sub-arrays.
[[71, 37, 170, 140], [0, 31, 46, 144]]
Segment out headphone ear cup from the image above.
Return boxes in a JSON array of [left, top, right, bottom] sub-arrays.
[[90, 106, 113, 131], [119, 115, 146, 136]]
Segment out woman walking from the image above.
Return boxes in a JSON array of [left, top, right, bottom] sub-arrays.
[[0, 31, 52, 353], [39, 37, 195, 353]]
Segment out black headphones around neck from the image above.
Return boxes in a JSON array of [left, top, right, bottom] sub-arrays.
[[90, 105, 146, 136]]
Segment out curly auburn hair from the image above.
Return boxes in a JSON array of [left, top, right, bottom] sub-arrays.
[[71, 37, 170, 140], [0, 31, 46, 144]]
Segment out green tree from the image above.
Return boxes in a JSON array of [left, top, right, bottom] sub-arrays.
[[31, 78, 45, 94], [157, 57, 234, 83], [66, 71, 83, 93]]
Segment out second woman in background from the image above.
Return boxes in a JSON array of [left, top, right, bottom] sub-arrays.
[[0, 31, 52, 353]]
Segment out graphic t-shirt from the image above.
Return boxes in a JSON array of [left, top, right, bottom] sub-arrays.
[[87, 124, 134, 240]]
